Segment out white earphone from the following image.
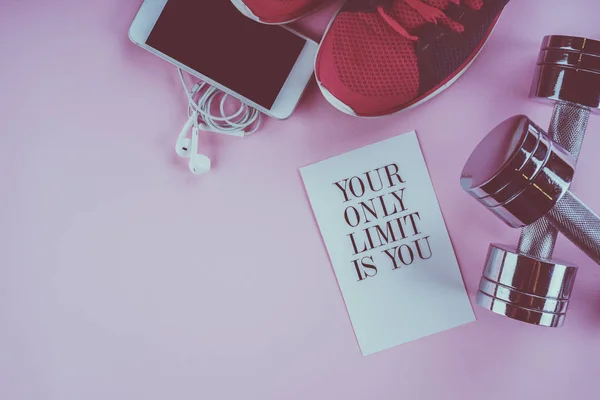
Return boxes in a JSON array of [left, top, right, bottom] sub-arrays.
[[174, 69, 261, 175], [175, 114, 212, 174]]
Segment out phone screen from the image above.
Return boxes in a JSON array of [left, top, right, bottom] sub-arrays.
[[146, 0, 307, 109]]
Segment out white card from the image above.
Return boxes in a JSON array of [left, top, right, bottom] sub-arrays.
[[300, 132, 475, 355]]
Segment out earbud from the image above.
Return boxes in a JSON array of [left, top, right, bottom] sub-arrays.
[[187, 125, 211, 175], [176, 138, 192, 157], [175, 114, 196, 157], [175, 119, 211, 175], [189, 153, 211, 175]]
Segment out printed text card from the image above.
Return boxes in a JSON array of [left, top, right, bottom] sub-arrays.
[[300, 132, 475, 355]]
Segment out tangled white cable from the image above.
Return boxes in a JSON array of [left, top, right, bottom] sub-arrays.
[[175, 68, 262, 175]]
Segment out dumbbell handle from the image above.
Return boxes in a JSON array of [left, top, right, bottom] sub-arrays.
[[547, 191, 600, 265], [517, 103, 591, 260]]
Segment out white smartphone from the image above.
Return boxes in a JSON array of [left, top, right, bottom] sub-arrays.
[[129, 0, 318, 119]]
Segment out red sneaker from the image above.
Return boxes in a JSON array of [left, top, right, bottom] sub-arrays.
[[316, 0, 510, 117], [231, 0, 330, 24]]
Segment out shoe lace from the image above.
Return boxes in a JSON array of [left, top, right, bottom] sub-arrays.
[[375, 0, 468, 41]]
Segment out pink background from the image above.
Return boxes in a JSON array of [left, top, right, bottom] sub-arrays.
[[2, 0, 600, 399]]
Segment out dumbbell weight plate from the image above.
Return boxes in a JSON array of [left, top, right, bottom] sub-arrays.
[[461, 115, 575, 228], [465, 117, 540, 201], [476, 244, 577, 327], [532, 35, 600, 110]]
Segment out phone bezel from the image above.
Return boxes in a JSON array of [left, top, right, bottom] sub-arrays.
[[128, 0, 317, 120]]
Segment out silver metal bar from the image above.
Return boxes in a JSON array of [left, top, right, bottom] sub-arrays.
[[547, 190, 600, 265], [517, 103, 590, 260]]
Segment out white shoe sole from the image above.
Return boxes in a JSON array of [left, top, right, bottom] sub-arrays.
[[230, 0, 331, 25], [231, 0, 262, 22]]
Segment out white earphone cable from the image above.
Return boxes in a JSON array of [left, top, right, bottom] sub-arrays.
[[177, 68, 261, 136], [175, 68, 262, 175]]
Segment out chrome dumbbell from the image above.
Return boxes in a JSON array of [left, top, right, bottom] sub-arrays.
[[520, 35, 600, 261], [467, 35, 600, 328], [462, 116, 600, 326]]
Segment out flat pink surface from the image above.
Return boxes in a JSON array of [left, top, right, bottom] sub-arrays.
[[2, 1, 600, 399]]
